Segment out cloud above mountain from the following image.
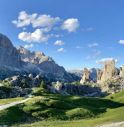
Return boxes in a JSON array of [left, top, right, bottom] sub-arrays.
[[61, 18, 79, 32], [57, 48, 65, 52], [12, 11, 80, 44], [24, 44, 34, 49], [54, 40, 65, 46], [12, 11, 60, 29], [118, 40, 124, 44], [96, 58, 118, 64], [18, 29, 49, 43]]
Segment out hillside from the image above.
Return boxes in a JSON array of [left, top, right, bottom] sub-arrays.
[[106, 91, 124, 103], [0, 89, 124, 127]]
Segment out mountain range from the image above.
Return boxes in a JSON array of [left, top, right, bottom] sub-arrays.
[[0, 33, 77, 81]]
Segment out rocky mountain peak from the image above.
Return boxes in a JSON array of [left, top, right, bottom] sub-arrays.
[[35, 51, 45, 57], [0, 33, 21, 68], [0, 33, 82, 82], [17, 46, 53, 64], [0, 33, 13, 48], [100, 59, 116, 82], [80, 68, 90, 84], [17, 46, 30, 55]]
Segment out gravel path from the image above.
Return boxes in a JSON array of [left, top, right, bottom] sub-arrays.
[[0, 98, 30, 111], [97, 121, 124, 127]]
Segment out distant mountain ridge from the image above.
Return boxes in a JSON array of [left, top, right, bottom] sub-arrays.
[[0, 33, 76, 82]]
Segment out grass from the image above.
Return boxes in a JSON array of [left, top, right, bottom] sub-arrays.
[[0, 89, 124, 127], [0, 97, 23, 105], [12, 106, 124, 127], [106, 90, 124, 103]]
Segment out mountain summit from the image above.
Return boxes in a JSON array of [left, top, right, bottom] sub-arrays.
[[0, 33, 21, 67], [0, 33, 75, 81]]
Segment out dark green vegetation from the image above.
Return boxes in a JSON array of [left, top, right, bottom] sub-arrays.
[[0, 89, 124, 127]]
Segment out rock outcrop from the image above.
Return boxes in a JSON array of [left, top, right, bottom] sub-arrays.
[[17, 46, 75, 82], [90, 68, 97, 82], [50, 81, 102, 96], [17, 46, 50, 64], [100, 60, 116, 82], [97, 69, 103, 83], [120, 65, 124, 78], [80, 68, 90, 84]]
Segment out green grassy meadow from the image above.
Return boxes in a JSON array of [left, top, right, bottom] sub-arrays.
[[0, 89, 124, 127]]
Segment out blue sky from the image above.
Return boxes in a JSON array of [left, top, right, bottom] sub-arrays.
[[0, 0, 124, 70]]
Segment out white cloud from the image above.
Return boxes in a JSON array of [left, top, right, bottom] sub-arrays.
[[118, 40, 124, 44], [18, 29, 49, 43], [96, 57, 118, 64], [62, 18, 79, 32], [57, 48, 65, 52], [12, 11, 37, 27], [50, 34, 63, 38], [12, 11, 60, 30], [24, 44, 34, 49], [13, 11, 80, 43], [54, 40, 65, 46], [88, 43, 99, 48], [32, 14, 60, 28]]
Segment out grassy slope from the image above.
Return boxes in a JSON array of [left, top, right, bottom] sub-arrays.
[[106, 91, 124, 103], [0, 89, 124, 127], [0, 97, 23, 105]]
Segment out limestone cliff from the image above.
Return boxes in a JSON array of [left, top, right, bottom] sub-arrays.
[[120, 65, 124, 78], [100, 60, 116, 82], [0, 33, 21, 68], [80, 68, 90, 84]]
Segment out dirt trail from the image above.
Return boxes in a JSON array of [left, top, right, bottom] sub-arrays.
[[97, 121, 124, 127], [0, 98, 30, 111]]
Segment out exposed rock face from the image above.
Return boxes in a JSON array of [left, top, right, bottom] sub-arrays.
[[0, 33, 21, 67], [17, 46, 74, 82], [80, 68, 90, 84], [90, 68, 97, 82], [97, 69, 102, 83], [100, 60, 116, 82], [17, 46, 50, 64], [4, 74, 42, 87], [50, 81, 102, 97], [120, 65, 124, 78], [95, 60, 120, 92], [0, 33, 76, 82]]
